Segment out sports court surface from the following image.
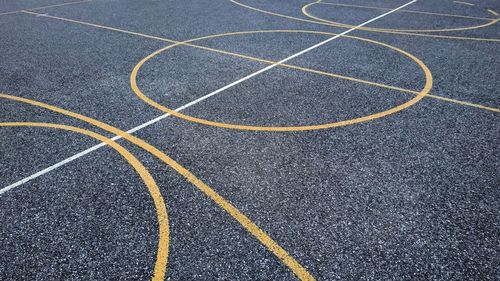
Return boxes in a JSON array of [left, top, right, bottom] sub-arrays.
[[1, 0, 499, 279]]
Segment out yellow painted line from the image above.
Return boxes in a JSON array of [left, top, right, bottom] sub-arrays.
[[5, 3, 496, 278], [0, 93, 314, 280], [20, 11, 498, 114], [0, 121, 170, 280], [190, 32, 497, 114], [0, 0, 91, 16], [427, 94, 500, 112], [319, 1, 494, 21], [488, 9, 499, 17], [21, 10, 176, 43], [302, 1, 499, 33], [229, 0, 500, 42], [130, 30, 433, 131], [18, 11, 499, 113], [454, 1, 474, 6]]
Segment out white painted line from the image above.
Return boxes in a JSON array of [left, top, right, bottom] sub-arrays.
[[0, 0, 417, 195], [453, 1, 474, 6], [172, 0, 418, 107], [0, 113, 168, 195], [0, 0, 92, 17], [0, 143, 107, 195]]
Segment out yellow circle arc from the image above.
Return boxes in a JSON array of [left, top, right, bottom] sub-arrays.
[[0, 122, 169, 280], [229, 0, 500, 42], [130, 30, 433, 132], [302, 1, 499, 33], [0, 92, 315, 280]]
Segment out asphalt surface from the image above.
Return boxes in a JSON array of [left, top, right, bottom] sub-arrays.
[[1, 0, 499, 280]]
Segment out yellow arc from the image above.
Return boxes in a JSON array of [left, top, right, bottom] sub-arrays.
[[0, 122, 170, 281], [130, 30, 433, 131], [19, 10, 498, 112], [302, 1, 499, 33], [228, 0, 500, 42], [0, 93, 315, 280]]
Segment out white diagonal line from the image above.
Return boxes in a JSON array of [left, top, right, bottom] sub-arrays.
[[1, 0, 417, 195]]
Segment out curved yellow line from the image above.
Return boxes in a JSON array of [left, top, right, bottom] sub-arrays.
[[302, 1, 499, 34], [180, 31, 493, 113], [0, 122, 169, 280], [229, 0, 500, 42], [318, 2, 495, 21], [130, 30, 433, 131], [0, 93, 314, 280], [19, 10, 499, 112]]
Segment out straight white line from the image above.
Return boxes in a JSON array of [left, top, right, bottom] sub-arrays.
[[171, 0, 418, 106], [0, 0, 417, 195], [0, 143, 107, 195], [0, 113, 169, 195], [453, 1, 474, 6]]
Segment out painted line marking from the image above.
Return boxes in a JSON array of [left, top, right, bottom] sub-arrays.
[[127, 0, 422, 132], [0, 114, 168, 195], [319, 1, 494, 21], [229, 0, 500, 42], [129, 30, 433, 131], [488, 9, 499, 17], [0, 0, 91, 17], [0, 11, 19, 16], [0, 141, 105, 195], [0, 92, 315, 280], [19, 12, 499, 114], [2, 2, 421, 278], [152, 1, 420, 123], [302, 1, 499, 33], [453, 1, 474, 6], [1, 0, 497, 276], [0, 122, 170, 280]]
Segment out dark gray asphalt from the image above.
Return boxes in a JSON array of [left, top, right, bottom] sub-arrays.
[[1, 0, 499, 280]]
